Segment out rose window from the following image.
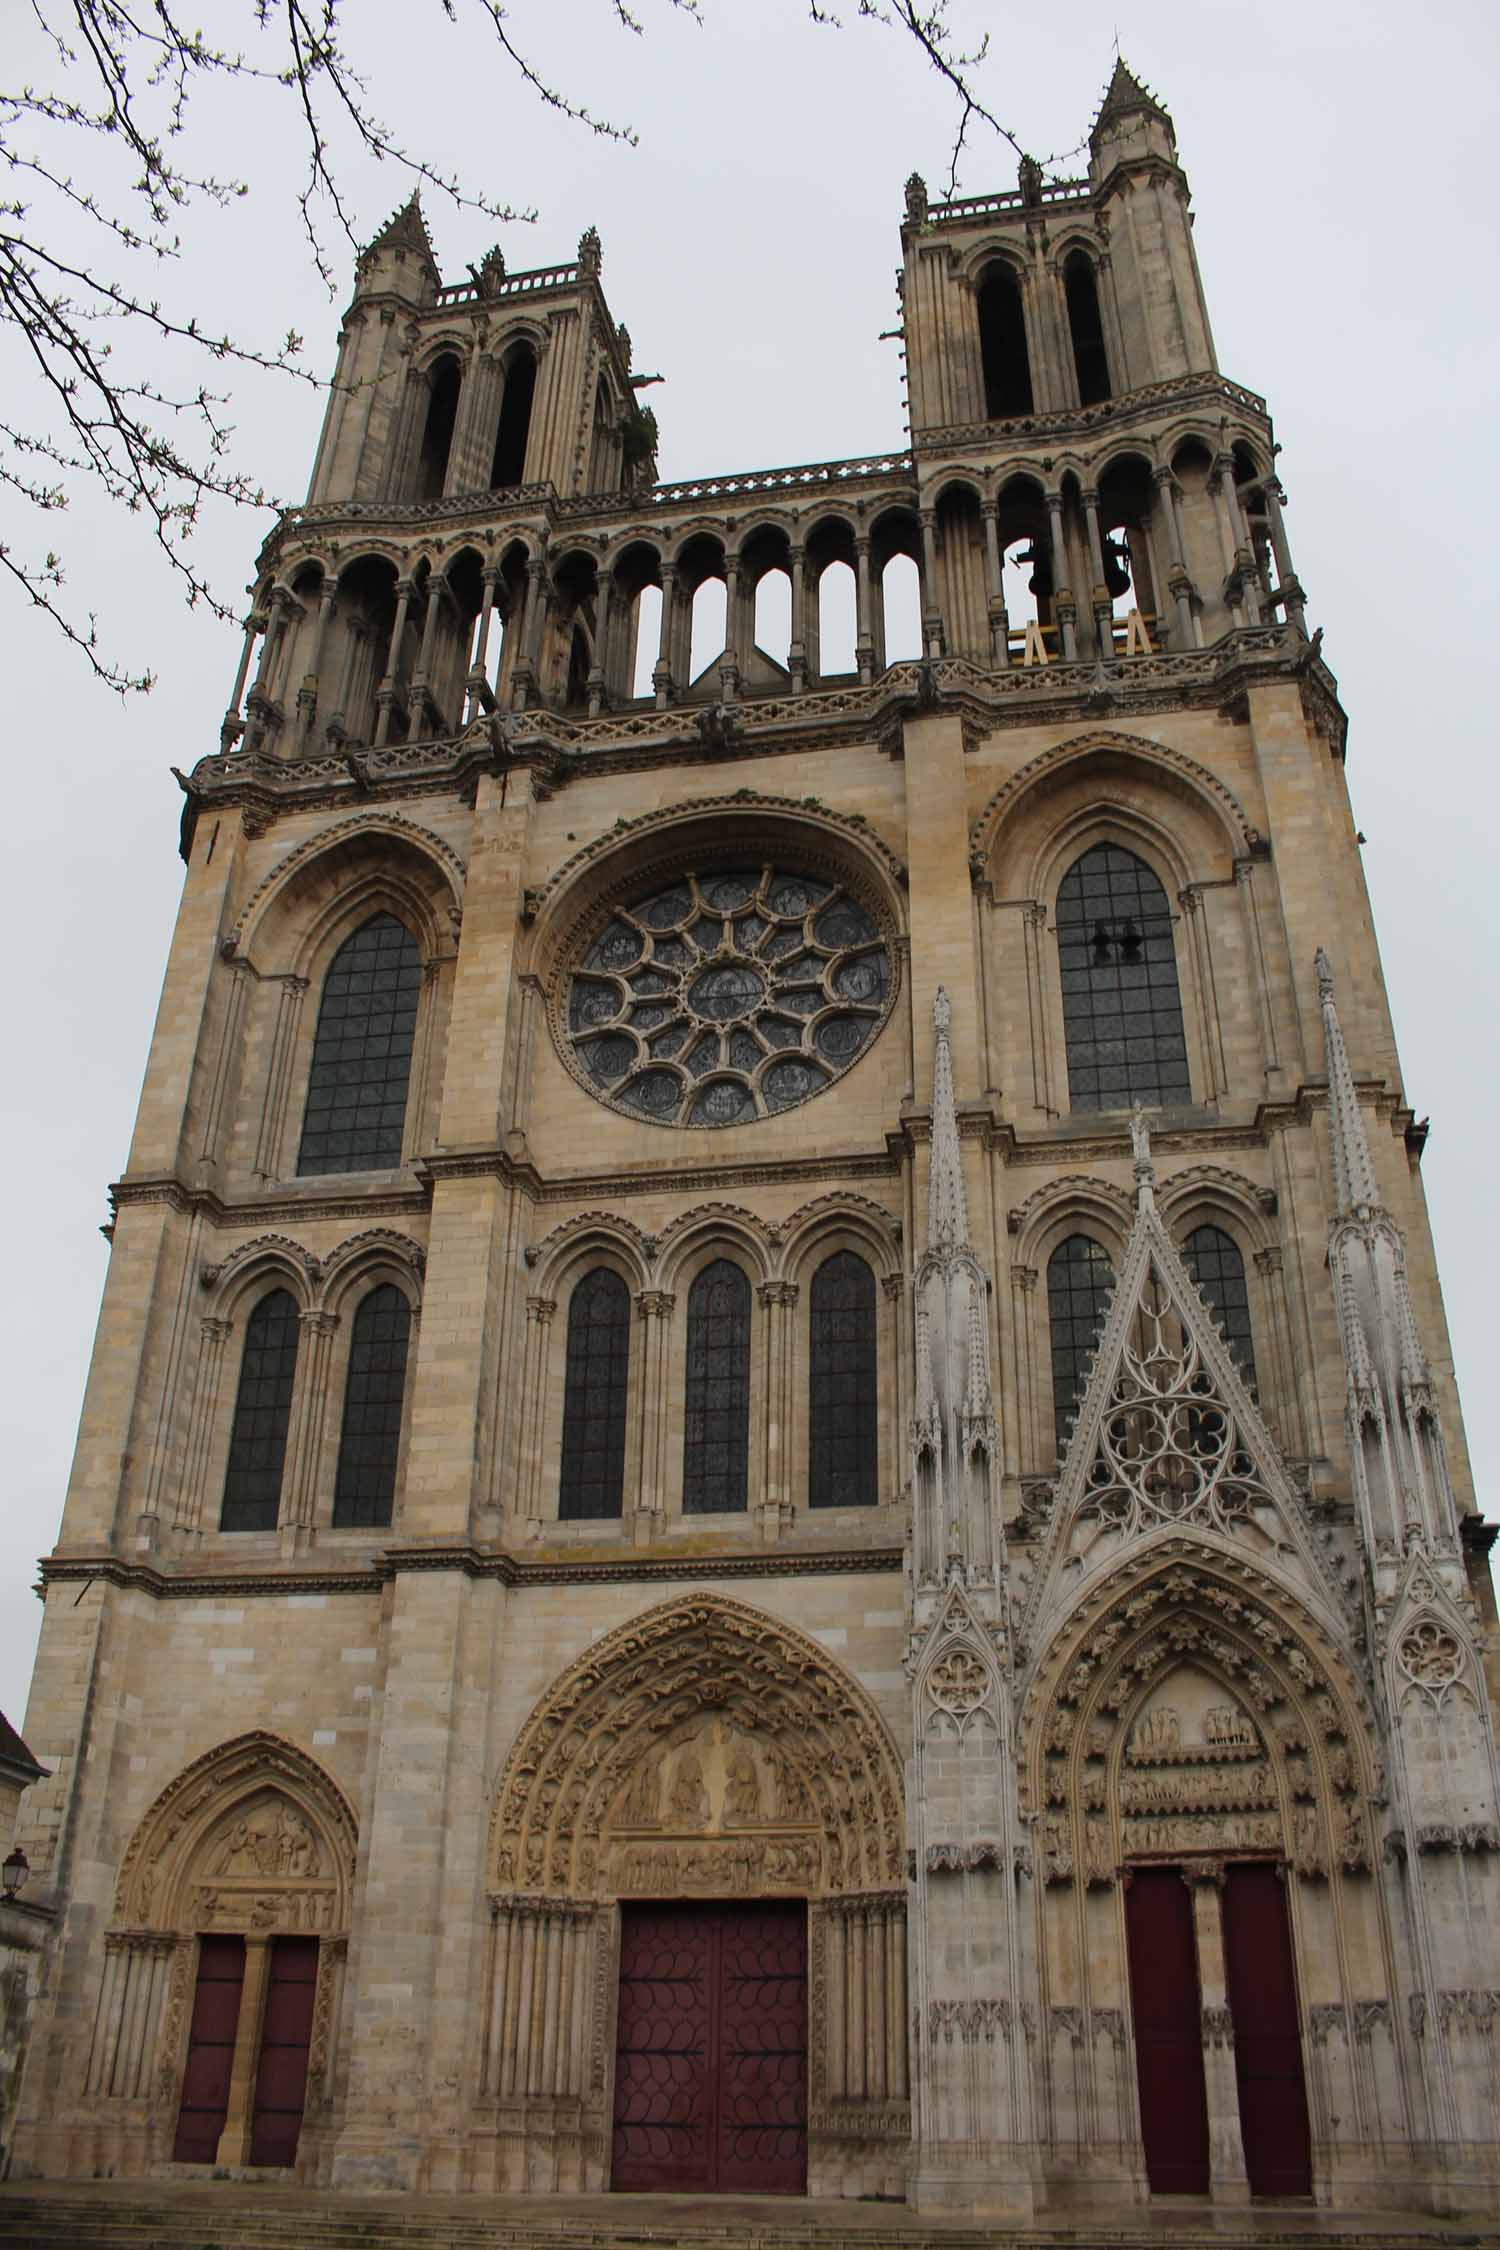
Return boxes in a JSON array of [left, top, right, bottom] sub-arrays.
[[561, 865, 894, 1126]]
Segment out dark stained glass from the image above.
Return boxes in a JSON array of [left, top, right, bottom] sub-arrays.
[[297, 914, 422, 1176], [809, 1251, 878, 1509], [332, 1285, 412, 1528], [1182, 1224, 1259, 1396], [220, 1289, 300, 1532], [559, 1268, 631, 1521], [1048, 1235, 1115, 1457], [1055, 845, 1190, 1112], [683, 1260, 751, 1514]]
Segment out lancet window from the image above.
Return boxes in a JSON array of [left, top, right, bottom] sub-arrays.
[[682, 1259, 751, 1514], [221, 1290, 301, 1532], [332, 1285, 413, 1528], [1055, 844, 1190, 1111], [977, 263, 1034, 419], [1181, 1223, 1258, 1395], [1047, 1234, 1115, 1456], [559, 1268, 632, 1520], [809, 1251, 878, 1508], [1064, 250, 1111, 405], [297, 914, 422, 1176]]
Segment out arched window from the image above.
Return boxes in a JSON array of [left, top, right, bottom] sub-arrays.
[[1055, 845, 1190, 1111], [221, 1289, 300, 1532], [1181, 1224, 1259, 1396], [559, 1268, 631, 1521], [809, 1251, 878, 1509], [683, 1259, 750, 1514], [1064, 251, 1111, 405], [332, 1285, 413, 1528], [297, 914, 423, 1176], [416, 356, 461, 501], [977, 265, 1034, 419], [491, 347, 537, 489], [1047, 1235, 1115, 1456]]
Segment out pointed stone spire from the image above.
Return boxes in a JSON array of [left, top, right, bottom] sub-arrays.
[[358, 192, 440, 289], [1129, 1104, 1157, 1214], [1091, 56, 1174, 148], [1317, 949, 1381, 1216], [927, 988, 970, 1255]]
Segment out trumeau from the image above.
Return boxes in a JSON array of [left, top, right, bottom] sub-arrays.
[[6, 57, 1498, 2229]]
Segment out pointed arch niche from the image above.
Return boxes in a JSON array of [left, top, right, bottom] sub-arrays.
[[83, 1733, 357, 2175], [480, 1595, 908, 2196], [1017, 1545, 1395, 2199]]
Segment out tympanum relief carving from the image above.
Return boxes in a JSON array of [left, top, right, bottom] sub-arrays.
[[605, 1717, 823, 1896]]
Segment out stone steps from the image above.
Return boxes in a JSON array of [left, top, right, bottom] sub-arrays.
[[0, 2188, 1488, 2250]]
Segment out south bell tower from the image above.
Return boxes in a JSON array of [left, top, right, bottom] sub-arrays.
[[9, 61, 1498, 2229]]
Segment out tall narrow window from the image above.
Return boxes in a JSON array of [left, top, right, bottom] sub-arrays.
[[221, 1289, 300, 1532], [683, 1260, 751, 1515], [977, 265, 1034, 419], [1182, 1224, 1259, 1395], [1064, 251, 1111, 405], [298, 914, 422, 1176], [332, 1285, 413, 1528], [1047, 1235, 1114, 1456], [416, 356, 461, 500], [1055, 844, 1190, 1111], [559, 1268, 631, 1521], [491, 348, 537, 489], [809, 1251, 878, 1509]]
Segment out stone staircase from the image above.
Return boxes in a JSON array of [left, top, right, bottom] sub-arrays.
[[0, 2184, 1490, 2250]]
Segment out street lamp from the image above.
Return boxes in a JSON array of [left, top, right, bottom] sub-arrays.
[[2, 1847, 28, 1899]]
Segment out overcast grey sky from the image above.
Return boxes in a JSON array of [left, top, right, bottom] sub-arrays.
[[3, 1, 1496, 1729]]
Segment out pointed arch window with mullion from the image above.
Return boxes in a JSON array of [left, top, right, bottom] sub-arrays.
[[297, 913, 422, 1176], [1055, 844, 1190, 1111], [682, 1259, 751, 1514]]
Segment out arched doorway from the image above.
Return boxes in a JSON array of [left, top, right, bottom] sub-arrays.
[[483, 1595, 907, 2197], [89, 1734, 356, 2178], [1021, 1548, 1382, 2203]]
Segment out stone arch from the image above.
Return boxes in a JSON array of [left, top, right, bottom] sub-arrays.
[[489, 1594, 904, 1899], [1008, 1174, 1133, 1273], [653, 1202, 772, 1293], [970, 728, 1260, 876], [226, 814, 464, 967], [114, 1731, 357, 1935], [313, 1227, 426, 1316], [1018, 1540, 1379, 1884]]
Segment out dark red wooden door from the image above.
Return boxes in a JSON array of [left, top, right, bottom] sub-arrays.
[[248, 1937, 319, 2167], [612, 1902, 806, 2193], [1222, 1863, 1313, 2197], [1124, 1868, 1210, 2194], [172, 1935, 245, 2162]]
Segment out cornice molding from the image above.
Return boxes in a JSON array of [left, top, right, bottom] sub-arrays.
[[38, 1542, 905, 1602]]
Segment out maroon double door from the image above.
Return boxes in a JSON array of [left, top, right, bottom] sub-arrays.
[[1124, 1861, 1312, 2199], [612, 1901, 808, 2193], [172, 1935, 319, 2167]]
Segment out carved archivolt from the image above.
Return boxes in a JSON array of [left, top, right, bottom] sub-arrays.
[[525, 1189, 901, 1298], [1018, 1543, 1378, 1886], [113, 1731, 357, 1937], [969, 727, 1261, 868], [227, 813, 466, 958], [489, 1595, 904, 1899]]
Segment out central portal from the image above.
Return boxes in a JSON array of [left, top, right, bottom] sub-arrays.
[[611, 1900, 807, 2194]]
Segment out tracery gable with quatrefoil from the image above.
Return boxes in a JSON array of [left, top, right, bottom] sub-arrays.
[[1019, 1188, 1350, 1651], [550, 855, 898, 1128]]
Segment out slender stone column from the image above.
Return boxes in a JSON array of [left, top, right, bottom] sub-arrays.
[[1213, 454, 1261, 625], [1184, 1865, 1250, 2197], [918, 511, 944, 658], [1233, 857, 1282, 1088], [515, 1294, 556, 1532], [652, 564, 678, 707], [509, 558, 548, 710], [243, 589, 293, 752], [282, 1308, 340, 1540], [588, 568, 614, 715], [1080, 486, 1114, 655], [467, 565, 501, 719], [373, 576, 414, 747], [221, 614, 260, 749], [1262, 479, 1308, 636], [788, 546, 807, 692], [854, 537, 875, 684], [755, 1280, 796, 1538], [407, 577, 446, 740], [216, 1935, 274, 2164], [981, 501, 1010, 665], [1152, 466, 1197, 649], [632, 1290, 675, 1535], [719, 558, 741, 699], [176, 1315, 232, 1535], [254, 974, 310, 1179], [298, 579, 339, 739], [1044, 491, 1077, 659]]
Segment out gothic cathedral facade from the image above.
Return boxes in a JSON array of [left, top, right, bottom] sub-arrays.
[[12, 64, 1499, 2220]]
